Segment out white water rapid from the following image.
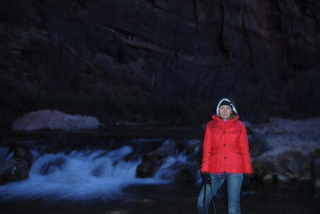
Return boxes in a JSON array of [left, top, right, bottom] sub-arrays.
[[0, 145, 177, 202]]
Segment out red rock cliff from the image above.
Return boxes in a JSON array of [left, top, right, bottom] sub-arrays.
[[0, 0, 319, 123]]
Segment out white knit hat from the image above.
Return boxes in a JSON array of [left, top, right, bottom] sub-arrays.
[[216, 98, 238, 117]]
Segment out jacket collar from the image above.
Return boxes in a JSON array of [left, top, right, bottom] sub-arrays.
[[212, 114, 239, 124]]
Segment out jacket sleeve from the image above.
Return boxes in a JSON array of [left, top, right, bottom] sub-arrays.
[[239, 123, 253, 174], [200, 122, 213, 173]]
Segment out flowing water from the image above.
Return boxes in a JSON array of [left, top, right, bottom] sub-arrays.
[[0, 126, 319, 214]]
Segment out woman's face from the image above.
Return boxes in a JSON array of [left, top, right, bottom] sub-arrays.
[[219, 105, 232, 119]]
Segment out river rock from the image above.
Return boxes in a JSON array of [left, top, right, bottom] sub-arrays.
[[148, 139, 176, 157], [249, 133, 273, 158], [136, 139, 176, 178], [0, 157, 29, 183], [251, 160, 268, 179], [155, 162, 198, 183], [184, 139, 202, 155], [7, 141, 34, 167], [260, 149, 311, 179], [0, 141, 34, 183], [184, 139, 202, 167], [136, 156, 161, 178], [11, 110, 100, 131]]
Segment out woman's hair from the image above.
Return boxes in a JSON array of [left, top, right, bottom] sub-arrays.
[[229, 110, 238, 119]]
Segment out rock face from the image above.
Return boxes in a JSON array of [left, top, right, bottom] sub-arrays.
[[11, 110, 100, 131], [0, 0, 320, 121]]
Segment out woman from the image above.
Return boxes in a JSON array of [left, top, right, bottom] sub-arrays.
[[197, 98, 252, 214]]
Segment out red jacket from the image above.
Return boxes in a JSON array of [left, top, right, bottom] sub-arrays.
[[200, 115, 252, 174]]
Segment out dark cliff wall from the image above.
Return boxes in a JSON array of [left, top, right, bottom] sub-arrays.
[[0, 0, 319, 124]]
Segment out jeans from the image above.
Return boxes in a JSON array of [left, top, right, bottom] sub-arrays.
[[197, 173, 244, 214]]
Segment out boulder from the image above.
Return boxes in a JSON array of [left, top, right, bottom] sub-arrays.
[[136, 139, 201, 181], [6, 141, 34, 167], [0, 158, 29, 183], [147, 139, 176, 157], [184, 139, 202, 155], [249, 133, 273, 158], [136, 157, 162, 178], [251, 160, 268, 179], [155, 162, 198, 183], [11, 110, 100, 131], [184, 139, 202, 167], [260, 149, 311, 179], [136, 139, 176, 178], [0, 141, 34, 183]]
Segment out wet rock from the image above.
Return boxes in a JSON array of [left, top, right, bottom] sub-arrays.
[[0, 158, 29, 183], [136, 138, 200, 182], [251, 160, 268, 179], [7, 141, 34, 167], [136, 139, 176, 178], [156, 163, 199, 183], [11, 109, 100, 131], [184, 139, 202, 155], [136, 157, 162, 178], [184, 139, 202, 166], [0, 141, 34, 183], [136, 139, 201, 181], [260, 149, 311, 179], [249, 133, 273, 157], [148, 139, 176, 157]]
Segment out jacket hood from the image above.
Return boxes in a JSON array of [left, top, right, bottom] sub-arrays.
[[216, 98, 238, 117]]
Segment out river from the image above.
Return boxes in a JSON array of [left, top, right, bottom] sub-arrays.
[[0, 126, 319, 214]]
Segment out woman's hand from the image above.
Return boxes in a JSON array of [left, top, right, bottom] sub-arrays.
[[202, 172, 211, 185]]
